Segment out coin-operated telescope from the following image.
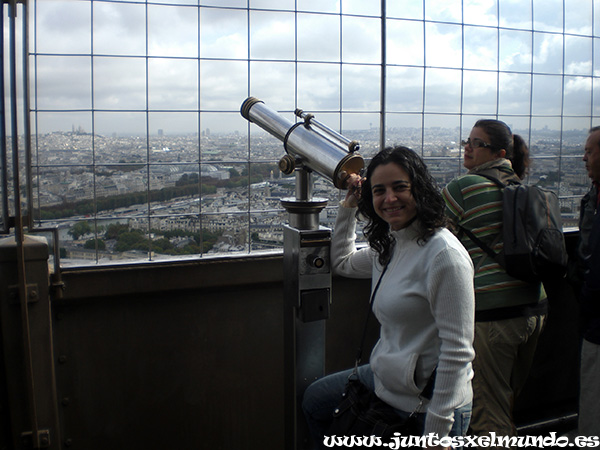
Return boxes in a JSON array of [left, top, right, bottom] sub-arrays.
[[241, 96, 364, 228], [241, 97, 364, 449], [241, 96, 363, 189]]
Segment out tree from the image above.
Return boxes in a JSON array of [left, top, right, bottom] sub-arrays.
[[105, 223, 129, 240], [151, 238, 173, 253], [115, 230, 147, 252], [84, 239, 106, 250], [69, 221, 92, 240]]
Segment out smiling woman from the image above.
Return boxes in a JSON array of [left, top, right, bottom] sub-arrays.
[[302, 146, 476, 449]]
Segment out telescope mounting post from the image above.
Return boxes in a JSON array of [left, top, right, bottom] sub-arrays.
[[282, 163, 331, 450]]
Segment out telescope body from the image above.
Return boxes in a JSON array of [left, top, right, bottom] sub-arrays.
[[241, 97, 363, 190]]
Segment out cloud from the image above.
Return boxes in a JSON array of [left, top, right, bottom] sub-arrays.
[[533, 33, 563, 72], [425, 22, 462, 68], [25, 0, 598, 135], [94, 2, 146, 55], [425, 0, 463, 23], [36, 0, 91, 54]]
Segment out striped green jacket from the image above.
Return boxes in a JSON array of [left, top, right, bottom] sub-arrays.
[[443, 167, 543, 313]]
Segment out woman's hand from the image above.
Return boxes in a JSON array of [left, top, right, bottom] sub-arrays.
[[343, 173, 363, 208]]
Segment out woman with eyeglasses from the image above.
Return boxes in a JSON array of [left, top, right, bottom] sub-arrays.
[[442, 119, 547, 441]]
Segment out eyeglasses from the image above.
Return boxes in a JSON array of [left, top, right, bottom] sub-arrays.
[[461, 138, 491, 149]]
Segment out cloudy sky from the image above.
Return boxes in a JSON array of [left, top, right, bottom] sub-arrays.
[[17, 0, 600, 135]]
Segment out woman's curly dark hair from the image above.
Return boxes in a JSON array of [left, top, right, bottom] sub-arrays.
[[357, 146, 448, 266]]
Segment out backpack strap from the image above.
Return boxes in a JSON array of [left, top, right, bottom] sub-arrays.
[[474, 232, 503, 272], [457, 225, 500, 262], [456, 173, 509, 266], [475, 172, 520, 188]]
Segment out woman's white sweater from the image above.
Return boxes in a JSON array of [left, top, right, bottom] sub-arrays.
[[332, 205, 475, 437]]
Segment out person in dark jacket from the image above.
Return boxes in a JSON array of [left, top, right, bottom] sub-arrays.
[[576, 125, 600, 437]]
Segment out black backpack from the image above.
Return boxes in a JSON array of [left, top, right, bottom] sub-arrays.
[[458, 174, 568, 283]]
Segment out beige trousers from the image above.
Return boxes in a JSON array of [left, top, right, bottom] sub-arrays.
[[469, 315, 546, 448]]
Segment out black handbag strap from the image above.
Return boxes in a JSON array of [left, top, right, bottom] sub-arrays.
[[353, 261, 436, 402], [354, 262, 389, 368]]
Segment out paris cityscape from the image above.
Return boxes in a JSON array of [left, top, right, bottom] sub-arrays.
[[27, 124, 592, 265]]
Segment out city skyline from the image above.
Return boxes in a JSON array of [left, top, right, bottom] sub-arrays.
[[19, 124, 587, 265]]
